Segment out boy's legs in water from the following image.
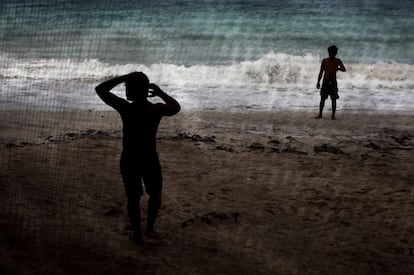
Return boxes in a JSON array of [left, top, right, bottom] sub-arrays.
[[317, 96, 336, 119], [331, 99, 336, 120], [316, 96, 325, 118]]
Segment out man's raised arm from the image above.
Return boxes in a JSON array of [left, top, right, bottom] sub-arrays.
[[149, 83, 181, 116], [95, 74, 132, 108]]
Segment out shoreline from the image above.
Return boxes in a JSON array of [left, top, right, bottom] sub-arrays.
[[1, 109, 413, 142]]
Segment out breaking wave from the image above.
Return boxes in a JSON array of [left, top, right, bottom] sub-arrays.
[[1, 52, 413, 91]]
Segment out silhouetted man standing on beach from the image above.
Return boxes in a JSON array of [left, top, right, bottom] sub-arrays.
[[316, 45, 346, 120], [96, 72, 180, 245]]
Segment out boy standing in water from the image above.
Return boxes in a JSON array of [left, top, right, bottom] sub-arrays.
[[316, 45, 346, 119], [96, 72, 181, 245]]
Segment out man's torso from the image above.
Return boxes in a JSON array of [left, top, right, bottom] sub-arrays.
[[118, 102, 162, 155]]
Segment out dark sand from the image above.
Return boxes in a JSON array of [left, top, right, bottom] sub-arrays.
[[1, 110, 413, 274]]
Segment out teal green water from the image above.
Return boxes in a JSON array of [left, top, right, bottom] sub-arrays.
[[1, 0, 413, 64]]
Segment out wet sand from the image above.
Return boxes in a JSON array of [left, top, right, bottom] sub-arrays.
[[1, 110, 413, 274]]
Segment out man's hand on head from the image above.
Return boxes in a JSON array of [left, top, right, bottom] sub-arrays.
[[149, 83, 164, 97]]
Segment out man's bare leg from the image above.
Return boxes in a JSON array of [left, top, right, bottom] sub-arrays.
[[146, 192, 161, 237], [127, 197, 143, 245]]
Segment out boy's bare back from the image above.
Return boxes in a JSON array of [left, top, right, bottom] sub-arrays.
[[321, 57, 345, 81]]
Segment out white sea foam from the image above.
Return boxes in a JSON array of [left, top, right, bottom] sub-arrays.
[[1, 52, 413, 91], [1, 52, 413, 111]]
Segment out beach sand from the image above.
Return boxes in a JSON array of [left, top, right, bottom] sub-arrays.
[[1, 110, 413, 274]]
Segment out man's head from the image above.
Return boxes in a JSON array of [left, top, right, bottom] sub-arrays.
[[328, 45, 338, 58], [125, 72, 150, 101]]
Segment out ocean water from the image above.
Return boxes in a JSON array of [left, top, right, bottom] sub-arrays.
[[0, 0, 413, 112]]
